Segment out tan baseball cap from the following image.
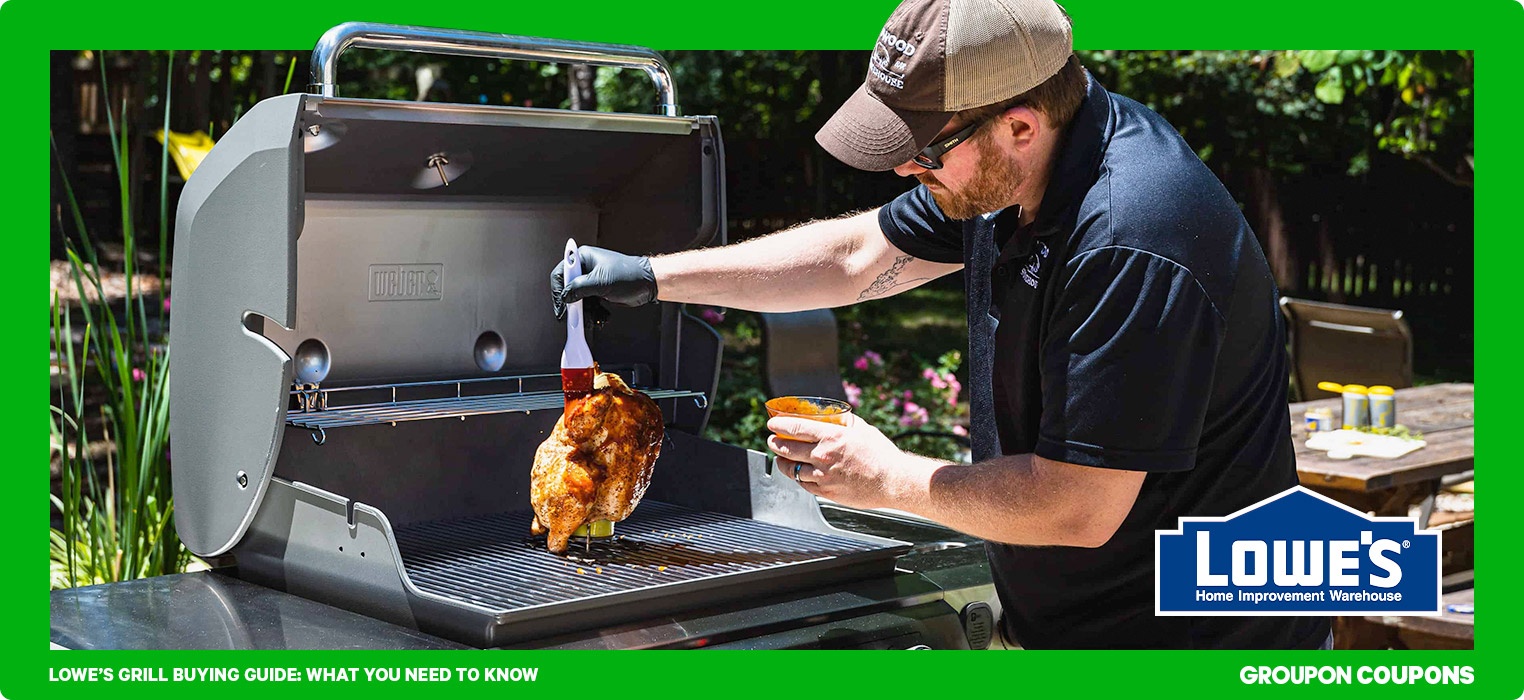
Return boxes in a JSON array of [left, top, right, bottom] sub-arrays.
[[816, 0, 1074, 172]]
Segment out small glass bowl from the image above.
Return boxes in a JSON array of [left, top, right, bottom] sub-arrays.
[[765, 396, 853, 440]]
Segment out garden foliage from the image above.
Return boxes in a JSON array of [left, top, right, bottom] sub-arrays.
[[50, 53, 187, 588]]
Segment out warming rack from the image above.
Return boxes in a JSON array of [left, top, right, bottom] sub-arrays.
[[286, 371, 706, 444]]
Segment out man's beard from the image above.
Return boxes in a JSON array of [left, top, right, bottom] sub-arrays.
[[917, 138, 1024, 220]]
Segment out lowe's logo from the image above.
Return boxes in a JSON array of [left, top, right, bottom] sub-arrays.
[[1156, 486, 1441, 616]]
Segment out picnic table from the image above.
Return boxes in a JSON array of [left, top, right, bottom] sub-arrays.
[[1288, 383, 1474, 524], [1357, 586, 1475, 650], [1290, 383, 1475, 650]]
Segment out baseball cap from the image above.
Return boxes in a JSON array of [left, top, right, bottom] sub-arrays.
[[816, 0, 1074, 172]]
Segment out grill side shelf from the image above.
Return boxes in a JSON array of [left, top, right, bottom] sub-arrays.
[[285, 372, 706, 442]]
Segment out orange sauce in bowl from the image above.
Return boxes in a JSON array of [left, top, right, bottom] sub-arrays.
[[766, 397, 848, 416], [765, 396, 852, 440]]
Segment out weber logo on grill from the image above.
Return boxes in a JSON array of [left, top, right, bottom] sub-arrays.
[[369, 264, 443, 301]]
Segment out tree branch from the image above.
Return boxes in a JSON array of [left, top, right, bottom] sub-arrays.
[[1409, 154, 1474, 189]]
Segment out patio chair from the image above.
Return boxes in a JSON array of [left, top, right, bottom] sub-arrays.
[[1279, 297, 1413, 401], [759, 309, 850, 402]]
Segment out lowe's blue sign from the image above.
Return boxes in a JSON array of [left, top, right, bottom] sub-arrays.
[[1156, 487, 1441, 616]]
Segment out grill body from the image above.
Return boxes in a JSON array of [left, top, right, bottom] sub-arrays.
[[170, 26, 918, 647]]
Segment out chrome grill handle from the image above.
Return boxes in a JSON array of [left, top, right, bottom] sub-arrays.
[[309, 21, 680, 116]]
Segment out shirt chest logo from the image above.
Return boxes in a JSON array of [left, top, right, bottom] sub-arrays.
[[1020, 241, 1050, 289]]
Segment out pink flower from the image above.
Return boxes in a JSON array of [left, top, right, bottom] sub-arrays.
[[903, 389, 914, 401], [952, 424, 968, 437], [898, 401, 929, 428], [842, 381, 862, 408], [700, 307, 725, 324], [163, 296, 171, 313], [854, 351, 884, 371], [132, 367, 147, 382], [925, 368, 948, 390]]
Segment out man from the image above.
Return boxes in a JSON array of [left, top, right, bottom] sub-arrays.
[[551, 0, 1331, 649]]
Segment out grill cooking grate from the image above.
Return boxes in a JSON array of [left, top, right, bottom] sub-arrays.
[[394, 501, 893, 612]]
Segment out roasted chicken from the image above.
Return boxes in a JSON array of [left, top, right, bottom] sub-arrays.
[[530, 372, 663, 553]]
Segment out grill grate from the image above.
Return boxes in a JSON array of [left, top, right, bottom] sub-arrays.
[[394, 501, 893, 613]]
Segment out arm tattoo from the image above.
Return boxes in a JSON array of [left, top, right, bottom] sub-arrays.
[[857, 255, 931, 301]]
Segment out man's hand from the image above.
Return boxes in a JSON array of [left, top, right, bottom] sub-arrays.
[[766, 414, 936, 510], [550, 246, 658, 319]]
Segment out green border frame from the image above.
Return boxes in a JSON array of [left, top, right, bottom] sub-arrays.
[[5, 0, 1514, 697]]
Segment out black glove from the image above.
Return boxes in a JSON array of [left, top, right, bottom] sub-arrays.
[[550, 245, 658, 320]]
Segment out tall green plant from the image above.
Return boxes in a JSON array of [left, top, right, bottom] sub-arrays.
[[50, 51, 188, 589]]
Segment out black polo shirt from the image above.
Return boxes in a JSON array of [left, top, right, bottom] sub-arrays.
[[878, 75, 1331, 649]]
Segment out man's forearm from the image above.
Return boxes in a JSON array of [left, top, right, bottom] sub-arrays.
[[889, 453, 1136, 548], [649, 210, 877, 312]]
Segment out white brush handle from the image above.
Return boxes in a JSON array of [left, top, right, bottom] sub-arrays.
[[561, 239, 593, 369]]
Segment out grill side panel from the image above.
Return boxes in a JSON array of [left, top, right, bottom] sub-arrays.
[[234, 479, 420, 630]]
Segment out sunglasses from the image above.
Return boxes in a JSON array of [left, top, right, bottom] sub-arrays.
[[912, 119, 983, 170]]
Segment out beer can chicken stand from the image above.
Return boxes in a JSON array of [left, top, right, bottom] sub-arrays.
[[531, 371, 664, 553]]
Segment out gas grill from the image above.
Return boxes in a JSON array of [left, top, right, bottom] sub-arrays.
[[125, 22, 1002, 650]]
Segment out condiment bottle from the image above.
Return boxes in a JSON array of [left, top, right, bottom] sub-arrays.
[[1369, 385, 1396, 429], [1318, 381, 1370, 430]]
